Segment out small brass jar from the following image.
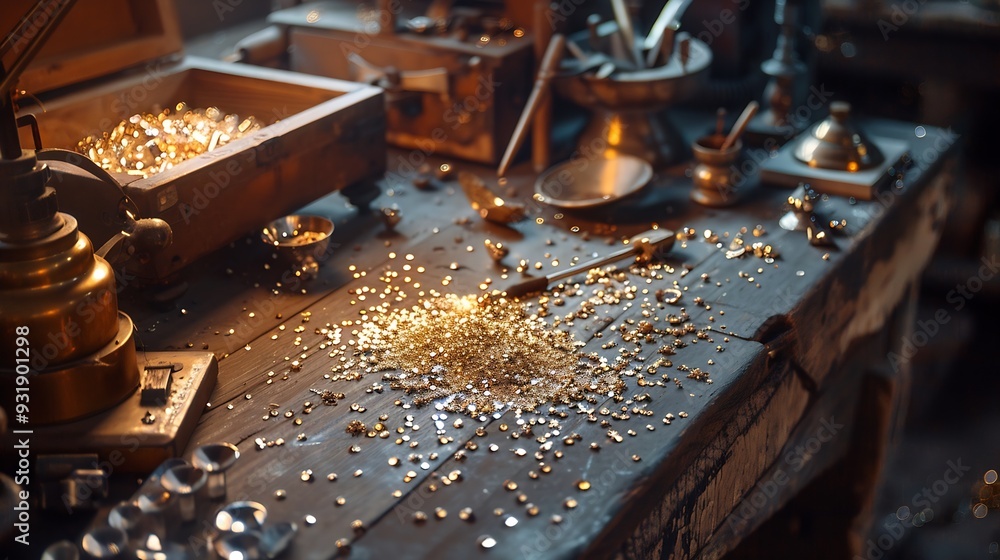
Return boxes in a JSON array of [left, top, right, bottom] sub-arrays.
[[690, 135, 742, 207]]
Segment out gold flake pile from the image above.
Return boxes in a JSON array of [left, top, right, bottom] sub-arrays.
[[354, 293, 624, 414]]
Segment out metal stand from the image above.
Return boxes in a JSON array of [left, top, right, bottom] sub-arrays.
[[745, 0, 809, 147]]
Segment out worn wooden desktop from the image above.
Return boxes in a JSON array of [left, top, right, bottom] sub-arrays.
[[121, 118, 953, 559]]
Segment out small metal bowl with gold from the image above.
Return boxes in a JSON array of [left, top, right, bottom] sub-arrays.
[[261, 215, 335, 279]]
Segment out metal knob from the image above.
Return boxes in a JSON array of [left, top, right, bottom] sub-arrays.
[[147, 458, 188, 486], [214, 531, 263, 560], [108, 502, 145, 538], [134, 489, 174, 538], [260, 521, 298, 558], [793, 101, 885, 171]]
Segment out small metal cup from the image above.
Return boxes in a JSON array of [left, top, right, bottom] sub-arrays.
[[261, 215, 335, 279], [690, 135, 742, 207]]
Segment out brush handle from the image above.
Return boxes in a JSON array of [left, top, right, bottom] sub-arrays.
[[644, 0, 693, 51], [504, 229, 675, 297], [498, 34, 566, 178], [611, 0, 642, 68], [721, 101, 759, 151], [503, 276, 551, 299], [587, 14, 603, 52]]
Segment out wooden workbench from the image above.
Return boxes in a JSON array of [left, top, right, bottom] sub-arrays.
[[119, 117, 953, 559]]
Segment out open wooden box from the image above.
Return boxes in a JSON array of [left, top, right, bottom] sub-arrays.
[[8, 0, 386, 282]]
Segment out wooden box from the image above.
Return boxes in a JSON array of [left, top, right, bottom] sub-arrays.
[[9, 0, 386, 282], [254, 0, 534, 165]]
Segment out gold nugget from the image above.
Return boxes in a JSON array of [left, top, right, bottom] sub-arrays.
[[77, 102, 261, 177]]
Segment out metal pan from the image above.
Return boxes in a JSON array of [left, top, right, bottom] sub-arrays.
[[533, 154, 653, 209]]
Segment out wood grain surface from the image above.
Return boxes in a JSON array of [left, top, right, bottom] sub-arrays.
[[119, 117, 953, 559]]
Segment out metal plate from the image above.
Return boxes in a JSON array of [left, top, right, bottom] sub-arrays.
[[533, 154, 654, 209]]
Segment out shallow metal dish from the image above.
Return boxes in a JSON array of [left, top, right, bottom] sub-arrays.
[[533, 154, 654, 209]]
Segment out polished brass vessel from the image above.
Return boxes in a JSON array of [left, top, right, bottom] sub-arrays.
[[0, 87, 138, 426], [794, 101, 884, 172], [690, 135, 742, 207], [0, 212, 139, 424]]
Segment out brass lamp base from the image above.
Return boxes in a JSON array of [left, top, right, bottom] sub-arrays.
[[0, 351, 218, 474], [1, 313, 139, 425]]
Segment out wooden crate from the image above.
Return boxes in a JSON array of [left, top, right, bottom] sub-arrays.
[[2, 0, 183, 94], [9, 0, 386, 282], [263, 0, 534, 164]]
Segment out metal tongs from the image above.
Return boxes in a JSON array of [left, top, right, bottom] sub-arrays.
[[504, 228, 676, 298]]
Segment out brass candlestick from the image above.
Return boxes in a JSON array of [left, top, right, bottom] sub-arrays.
[[746, 0, 808, 144]]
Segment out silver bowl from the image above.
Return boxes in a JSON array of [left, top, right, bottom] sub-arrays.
[[261, 214, 334, 278]]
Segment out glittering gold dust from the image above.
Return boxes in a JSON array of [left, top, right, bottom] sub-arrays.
[[76, 102, 261, 177], [354, 293, 624, 415]]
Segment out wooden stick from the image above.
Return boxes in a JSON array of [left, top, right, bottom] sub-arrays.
[[721, 101, 759, 151], [498, 34, 566, 178], [532, 0, 555, 173]]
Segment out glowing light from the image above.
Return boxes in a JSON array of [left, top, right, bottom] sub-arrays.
[[607, 116, 623, 147]]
